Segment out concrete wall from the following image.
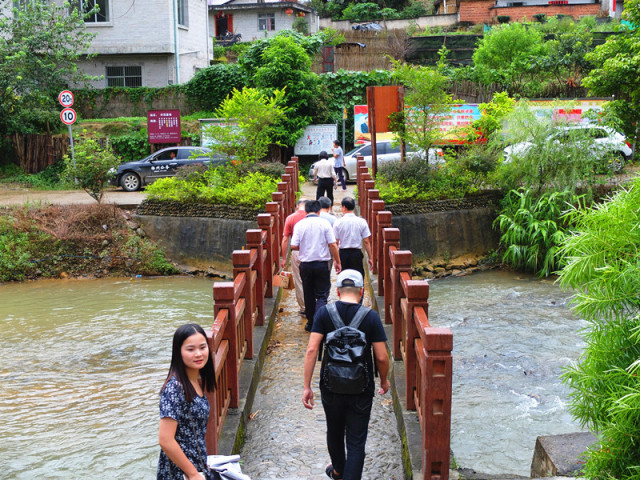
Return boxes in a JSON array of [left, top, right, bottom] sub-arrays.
[[391, 207, 500, 259], [134, 215, 257, 269], [134, 206, 497, 268], [319, 14, 459, 31]]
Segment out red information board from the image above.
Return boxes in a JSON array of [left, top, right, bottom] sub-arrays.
[[147, 110, 181, 144]]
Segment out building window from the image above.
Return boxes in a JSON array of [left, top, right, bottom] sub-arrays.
[[106, 66, 142, 87], [177, 0, 189, 27], [77, 0, 109, 23], [258, 13, 275, 31]]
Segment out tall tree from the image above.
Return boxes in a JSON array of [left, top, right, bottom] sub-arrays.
[[581, 0, 640, 144], [0, 0, 96, 134]]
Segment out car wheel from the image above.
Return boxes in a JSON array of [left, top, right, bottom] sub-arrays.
[[610, 152, 625, 173], [120, 172, 141, 192]]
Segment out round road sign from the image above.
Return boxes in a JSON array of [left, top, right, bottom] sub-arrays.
[[58, 90, 74, 108], [60, 108, 77, 125]]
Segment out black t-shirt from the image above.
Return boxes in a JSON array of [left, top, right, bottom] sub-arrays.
[[312, 301, 387, 397]]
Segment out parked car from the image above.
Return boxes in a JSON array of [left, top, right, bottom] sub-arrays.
[[109, 146, 227, 191], [503, 125, 633, 172], [308, 141, 443, 182]]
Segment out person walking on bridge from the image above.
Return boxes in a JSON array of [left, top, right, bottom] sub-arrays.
[[313, 150, 337, 206], [291, 200, 342, 331], [302, 270, 390, 480], [333, 197, 374, 278], [281, 198, 308, 315]]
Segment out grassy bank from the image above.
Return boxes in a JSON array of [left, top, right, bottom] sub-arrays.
[[0, 203, 178, 282]]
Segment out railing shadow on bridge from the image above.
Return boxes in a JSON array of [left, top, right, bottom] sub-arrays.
[[202, 155, 453, 480]]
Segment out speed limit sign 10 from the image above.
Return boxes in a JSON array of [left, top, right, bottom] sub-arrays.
[[59, 90, 74, 107], [60, 107, 77, 125]]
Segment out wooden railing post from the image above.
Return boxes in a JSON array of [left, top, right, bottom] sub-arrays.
[[271, 191, 286, 238], [213, 282, 240, 408], [288, 157, 299, 193], [369, 198, 384, 274], [281, 173, 294, 214], [420, 327, 452, 480], [277, 182, 291, 216], [403, 280, 429, 410], [359, 171, 371, 215], [265, 201, 282, 258], [257, 213, 275, 298], [205, 327, 220, 454], [232, 252, 252, 360], [246, 229, 265, 326], [377, 213, 393, 296], [362, 178, 375, 225], [390, 249, 413, 358]]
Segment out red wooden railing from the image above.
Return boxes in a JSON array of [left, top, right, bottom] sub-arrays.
[[356, 156, 453, 480], [204, 158, 299, 453]]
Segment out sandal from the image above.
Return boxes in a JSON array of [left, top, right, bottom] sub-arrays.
[[325, 464, 342, 480]]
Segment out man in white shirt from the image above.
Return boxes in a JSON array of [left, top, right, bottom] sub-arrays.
[[318, 196, 336, 226], [313, 151, 337, 206], [291, 200, 342, 331], [333, 196, 374, 278]]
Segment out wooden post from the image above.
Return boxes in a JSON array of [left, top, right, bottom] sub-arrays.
[[383, 228, 401, 323], [265, 202, 281, 266], [271, 191, 286, 239], [246, 229, 265, 326], [257, 213, 274, 298], [377, 213, 393, 297], [281, 173, 294, 215], [232, 251, 252, 360], [277, 182, 291, 216], [420, 325, 453, 480], [213, 282, 240, 408], [403, 279, 429, 410], [369, 199, 384, 275], [390, 249, 412, 359], [362, 179, 375, 227]]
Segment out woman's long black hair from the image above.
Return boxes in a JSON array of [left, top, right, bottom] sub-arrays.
[[161, 323, 216, 403]]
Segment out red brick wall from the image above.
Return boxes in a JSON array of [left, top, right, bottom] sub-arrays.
[[459, 0, 602, 24]]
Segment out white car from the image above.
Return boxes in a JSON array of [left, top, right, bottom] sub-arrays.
[[309, 141, 442, 182], [503, 125, 633, 172]]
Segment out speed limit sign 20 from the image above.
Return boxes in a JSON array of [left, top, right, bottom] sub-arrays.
[[60, 107, 77, 125], [59, 90, 74, 107]]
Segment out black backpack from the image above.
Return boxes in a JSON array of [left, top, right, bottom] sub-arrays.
[[321, 303, 371, 395]]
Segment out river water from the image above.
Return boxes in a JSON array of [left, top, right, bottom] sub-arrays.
[[0, 271, 586, 478]]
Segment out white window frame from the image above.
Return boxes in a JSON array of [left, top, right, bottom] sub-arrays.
[[77, 0, 110, 23], [258, 13, 275, 32]]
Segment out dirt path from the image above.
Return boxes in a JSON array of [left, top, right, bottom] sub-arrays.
[[0, 185, 146, 208]]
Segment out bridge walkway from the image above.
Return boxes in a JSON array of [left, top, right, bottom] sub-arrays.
[[239, 196, 405, 480]]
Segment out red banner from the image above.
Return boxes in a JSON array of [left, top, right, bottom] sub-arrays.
[[148, 110, 181, 144]]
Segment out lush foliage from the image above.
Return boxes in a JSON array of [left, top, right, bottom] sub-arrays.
[[182, 63, 247, 112], [145, 163, 283, 208], [376, 156, 479, 203], [205, 87, 286, 162], [62, 138, 121, 203], [471, 23, 546, 94], [494, 188, 581, 277], [109, 130, 151, 161], [558, 175, 640, 479], [472, 92, 516, 139], [581, 0, 640, 142], [0, 1, 96, 134], [0, 161, 65, 189], [0, 204, 177, 281], [492, 102, 614, 197], [390, 61, 453, 152]]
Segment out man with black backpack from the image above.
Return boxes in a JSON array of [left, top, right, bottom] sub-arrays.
[[302, 270, 390, 480]]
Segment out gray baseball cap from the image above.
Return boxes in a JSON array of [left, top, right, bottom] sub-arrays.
[[336, 269, 364, 288]]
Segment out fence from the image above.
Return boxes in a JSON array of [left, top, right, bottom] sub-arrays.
[[357, 157, 453, 480], [202, 155, 452, 480], [203, 158, 299, 453]]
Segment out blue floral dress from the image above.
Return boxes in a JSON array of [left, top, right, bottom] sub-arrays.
[[157, 376, 210, 479]]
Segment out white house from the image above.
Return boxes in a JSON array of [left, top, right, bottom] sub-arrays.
[[208, 0, 318, 43], [73, 0, 211, 87]]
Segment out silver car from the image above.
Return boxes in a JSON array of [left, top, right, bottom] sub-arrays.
[[309, 141, 442, 182], [503, 125, 633, 172]]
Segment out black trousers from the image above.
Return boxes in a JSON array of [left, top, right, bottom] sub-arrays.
[[300, 260, 331, 324], [322, 392, 373, 480], [339, 248, 364, 278], [316, 177, 334, 205]]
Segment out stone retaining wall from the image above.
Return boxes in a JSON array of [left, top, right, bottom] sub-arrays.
[[136, 199, 262, 221]]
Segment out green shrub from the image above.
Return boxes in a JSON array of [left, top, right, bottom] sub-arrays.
[[0, 160, 66, 189], [493, 188, 582, 277], [496, 15, 511, 23], [124, 235, 178, 275], [183, 63, 247, 112], [110, 130, 150, 162], [145, 163, 281, 208]]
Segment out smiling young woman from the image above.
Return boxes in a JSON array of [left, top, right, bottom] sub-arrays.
[[157, 324, 216, 480]]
